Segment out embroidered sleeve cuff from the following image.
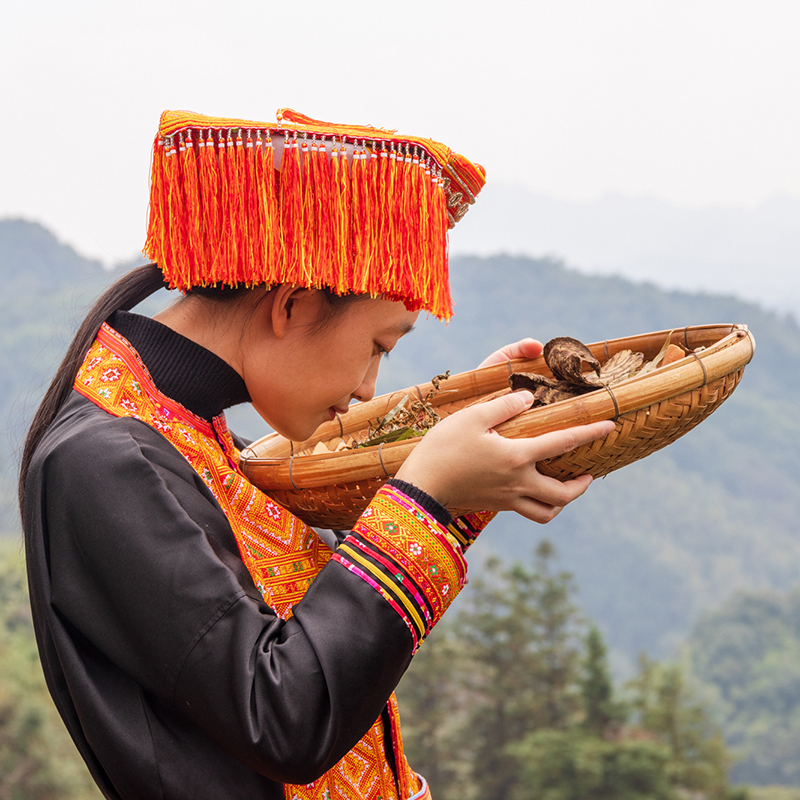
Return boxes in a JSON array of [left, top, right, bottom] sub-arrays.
[[447, 511, 497, 552], [331, 484, 468, 653]]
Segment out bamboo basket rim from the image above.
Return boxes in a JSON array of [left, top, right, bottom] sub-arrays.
[[240, 323, 755, 492]]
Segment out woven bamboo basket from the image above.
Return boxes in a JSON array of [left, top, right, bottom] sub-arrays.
[[240, 324, 755, 528]]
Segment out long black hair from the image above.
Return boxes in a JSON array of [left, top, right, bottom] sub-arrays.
[[18, 263, 166, 524]]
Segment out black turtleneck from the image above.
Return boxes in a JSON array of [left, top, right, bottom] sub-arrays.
[[108, 310, 251, 421]]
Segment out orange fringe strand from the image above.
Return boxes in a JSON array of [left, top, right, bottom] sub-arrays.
[[177, 132, 202, 286], [197, 130, 221, 276], [280, 132, 304, 285]]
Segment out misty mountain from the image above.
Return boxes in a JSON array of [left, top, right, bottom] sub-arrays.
[[451, 185, 800, 322]]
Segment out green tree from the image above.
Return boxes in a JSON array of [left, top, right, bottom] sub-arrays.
[[627, 655, 736, 799], [581, 625, 626, 737], [397, 541, 584, 799], [508, 625, 676, 800], [508, 651, 745, 800], [453, 541, 583, 800], [509, 728, 675, 800]]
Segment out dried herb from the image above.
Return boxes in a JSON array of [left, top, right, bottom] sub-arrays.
[[543, 337, 602, 386], [599, 349, 645, 382], [348, 372, 451, 448]]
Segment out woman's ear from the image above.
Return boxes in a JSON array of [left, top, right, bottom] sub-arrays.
[[270, 284, 309, 339]]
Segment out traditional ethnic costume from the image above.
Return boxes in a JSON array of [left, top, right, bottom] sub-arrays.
[[23, 109, 491, 799]]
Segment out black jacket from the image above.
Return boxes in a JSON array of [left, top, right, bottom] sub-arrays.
[[23, 312, 451, 799]]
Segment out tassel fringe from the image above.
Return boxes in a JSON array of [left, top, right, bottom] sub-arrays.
[[144, 121, 472, 320]]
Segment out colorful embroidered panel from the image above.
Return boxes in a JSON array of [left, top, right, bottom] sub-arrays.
[[286, 715, 399, 800], [73, 324, 435, 799]]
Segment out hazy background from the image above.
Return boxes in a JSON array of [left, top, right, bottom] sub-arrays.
[[1, 0, 798, 319]]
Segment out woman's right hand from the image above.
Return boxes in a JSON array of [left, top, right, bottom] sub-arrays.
[[394, 391, 615, 524]]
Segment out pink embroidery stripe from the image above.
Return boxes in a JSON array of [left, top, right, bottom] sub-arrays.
[[332, 553, 420, 651], [344, 536, 432, 628]]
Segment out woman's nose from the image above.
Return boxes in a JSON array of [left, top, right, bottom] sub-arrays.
[[352, 359, 380, 403]]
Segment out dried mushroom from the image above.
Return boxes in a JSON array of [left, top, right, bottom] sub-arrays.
[[510, 334, 685, 408], [509, 372, 590, 407], [542, 337, 602, 386]]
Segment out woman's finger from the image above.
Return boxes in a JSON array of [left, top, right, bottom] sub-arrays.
[[510, 471, 594, 522], [518, 420, 615, 463], [465, 390, 534, 429], [477, 338, 543, 369], [511, 496, 564, 524], [523, 472, 594, 509]]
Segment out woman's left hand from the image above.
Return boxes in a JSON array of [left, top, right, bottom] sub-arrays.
[[477, 338, 543, 369]]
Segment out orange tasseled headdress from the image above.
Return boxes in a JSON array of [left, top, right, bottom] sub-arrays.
[[143, 108, 486, 321]]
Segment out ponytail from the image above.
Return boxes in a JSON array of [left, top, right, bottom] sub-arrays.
[[18, 263, 167, 524]]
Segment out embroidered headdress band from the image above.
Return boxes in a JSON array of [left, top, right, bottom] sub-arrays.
[[143, 108, 486, 320]]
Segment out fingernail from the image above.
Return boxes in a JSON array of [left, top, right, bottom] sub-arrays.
[[601, 421, 615, 434], [517, 390, 533, 406]]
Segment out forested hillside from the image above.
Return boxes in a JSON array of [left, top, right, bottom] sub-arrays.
[[688, 588, 800, 787]]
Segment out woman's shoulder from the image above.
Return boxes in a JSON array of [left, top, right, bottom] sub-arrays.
[[26, 389, 247, 579], [34, 390, 202, 488]]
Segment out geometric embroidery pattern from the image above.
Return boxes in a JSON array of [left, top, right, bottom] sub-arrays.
[[447, 510, 496, 552]]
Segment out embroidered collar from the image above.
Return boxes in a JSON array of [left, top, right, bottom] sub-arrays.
[[108, 310, 250, 421]]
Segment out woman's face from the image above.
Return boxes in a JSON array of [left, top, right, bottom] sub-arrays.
[[241, 291, 419, 442]]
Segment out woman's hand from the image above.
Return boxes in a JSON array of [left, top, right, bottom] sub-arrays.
[[477, 338, 543, 369], [395, 390, 614, 524]]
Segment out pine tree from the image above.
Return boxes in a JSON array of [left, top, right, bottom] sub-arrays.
[[534, 540, 584, 730], [626, 654, 740, 800], [581, 625, 625, 737]]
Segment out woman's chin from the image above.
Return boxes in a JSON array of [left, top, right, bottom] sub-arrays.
[[253, 412, 322, 444]]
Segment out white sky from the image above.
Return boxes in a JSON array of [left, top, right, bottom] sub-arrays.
[[1, 0, 798, 265]]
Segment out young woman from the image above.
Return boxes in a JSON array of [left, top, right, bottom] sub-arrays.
[[19, 109, 612, 800]]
